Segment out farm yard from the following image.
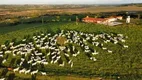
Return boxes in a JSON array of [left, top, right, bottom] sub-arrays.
[[0, 21, 142, 80]]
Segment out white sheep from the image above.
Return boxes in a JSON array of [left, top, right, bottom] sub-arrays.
[[123, 45, 128, 48], [25, 69, 31, 74], [41, 72, 46, 76], [13, 67, 20, 72], [59, 62, 65, 67], [0, 78, 5, 80], [108, 50, 112, 53], [19, 68, 26, 74], [31, 70, 38, 75]]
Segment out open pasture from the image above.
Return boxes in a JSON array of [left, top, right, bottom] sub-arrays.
[[0, 22, 142, 79]]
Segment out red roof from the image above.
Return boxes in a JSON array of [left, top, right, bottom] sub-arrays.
[[82, 17, 106, 23]]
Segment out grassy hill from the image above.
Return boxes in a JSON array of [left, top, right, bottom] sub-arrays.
[[0, 22, 142, 80]]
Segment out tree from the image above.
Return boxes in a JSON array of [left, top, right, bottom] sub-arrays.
[[8, 73, 15, 80], [1, 68, 8, 77], [31, 74, 36, 80], [76, 16, 79, 25]]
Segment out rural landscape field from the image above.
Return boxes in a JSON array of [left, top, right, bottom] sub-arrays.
[[0, 1, 142, 80]]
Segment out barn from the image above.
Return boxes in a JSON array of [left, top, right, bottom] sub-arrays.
[[82, 17, 106, 23]]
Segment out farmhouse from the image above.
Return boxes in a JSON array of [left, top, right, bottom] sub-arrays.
[[82, 16, 123, 26], [82, 16, 107, 23]]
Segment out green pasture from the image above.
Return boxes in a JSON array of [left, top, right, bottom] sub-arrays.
[[0, 21, 142, 80]]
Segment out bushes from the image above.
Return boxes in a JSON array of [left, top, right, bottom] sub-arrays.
[[0, 68, 8, 77]]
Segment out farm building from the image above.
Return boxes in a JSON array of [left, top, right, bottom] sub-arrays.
[[82, 16, 123, 26], [82, 16, 107, 23]]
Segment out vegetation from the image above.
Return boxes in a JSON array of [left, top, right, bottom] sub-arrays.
[[0, 20, 142, 79]]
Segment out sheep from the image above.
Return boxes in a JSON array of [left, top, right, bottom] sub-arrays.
[[121, 39, 126, 43], [72, 46, 75, 51], [90, 57, 97, 61], [68, 60, 72, 64], [0, 54, 3, 57], [50, 60, 54, 64], [54, 59, 58, 64], [41, 72, 46, 76], [25, 69, 31, 74], [77, 51, 80, 55], [51, 55, 57, 59], [9, 42, 14, 46], [37, 61, 42, 64], [114, 40, 118, 44], [73, 53, 78, 57], [59, 62, 65, 67], [32, 62, 37, 66], [42, 62, 48, 65], [95, 42, 100, 46], [85, 50, 90, 53], [59, 46, 66, 50], [0, 51, 3, 54], [41, 59, 47, 62], [57, 56, 61, 59], [5, 51, 11, 54], [13, 67, 20, 72], [117, 34, 123, 37], [31, 70, 38, 75], [47, 52, 50, 56], [92, 50, 99, 55], [2, 59, 6, 64], [0, 78, 5, 80], [21, 58, 25, 61], [35, 53, 42, 56], [28, 60, 33, 64], [64, 53, 70, 57], [71, 62, 73, 68], [1, 45, 6, 48], [123, 45, 128, 48], [20, 61, 23, 66], [85, 46, 89, 50], [19, 68, 26, 74], [108, 50, 112, 53], [102, 47, 107, 50], [57, 52, 60, 55], [22, 39, 26, 42]]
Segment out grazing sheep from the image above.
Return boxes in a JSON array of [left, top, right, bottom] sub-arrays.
[[13, 67, 20, 72], [102, 47, 107, 50], [0, 78, 5, 80], [71, 62, 73, 68], [92, 50, 99, 55], [108, 50, 112, 53], [90, 57, 97, 61], [123, 45, 128, 48], [59, 62, 65, 67], [19, 68, 26, 74], [41, 72, 46, 76], [31, 70, 38, 75], [0, 30, 128, 71], [25, 69, 31, 74], [2, 59, 6, 64]]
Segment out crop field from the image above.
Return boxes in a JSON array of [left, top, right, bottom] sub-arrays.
[[0, 20, 142, 80]]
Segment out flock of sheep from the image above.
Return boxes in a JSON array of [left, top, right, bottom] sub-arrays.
[[0, 30, 128, 78]]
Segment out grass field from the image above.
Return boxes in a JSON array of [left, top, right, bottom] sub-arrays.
[[0, 21, 142, 80]]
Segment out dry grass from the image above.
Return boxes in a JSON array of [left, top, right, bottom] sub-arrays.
[[36, 75, 113, 80], [1, 5, 142, 17], [56, 36, 67, 46], [63, 6, 142, 13]]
